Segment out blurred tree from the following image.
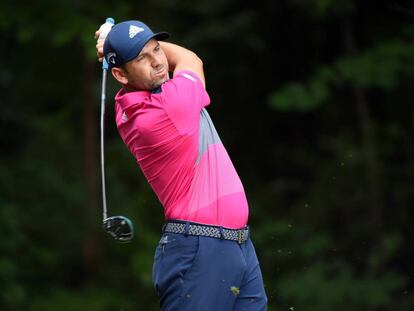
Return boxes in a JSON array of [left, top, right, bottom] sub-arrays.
[[264, 0, 414, 310], [0, 0, 413, 310]]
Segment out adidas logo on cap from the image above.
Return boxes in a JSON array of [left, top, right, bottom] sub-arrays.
[[129, 25, 144, 38]]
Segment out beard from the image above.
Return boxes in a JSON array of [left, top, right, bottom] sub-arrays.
[[150, 72, 169, 90]]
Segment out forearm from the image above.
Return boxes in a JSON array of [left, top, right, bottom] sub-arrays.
[[160, 42, 206, 87]]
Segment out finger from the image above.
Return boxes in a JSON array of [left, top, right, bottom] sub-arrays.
[[94, 30, 100, 39]]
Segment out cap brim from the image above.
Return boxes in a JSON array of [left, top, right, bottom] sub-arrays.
[[153, 32, 170, 41]]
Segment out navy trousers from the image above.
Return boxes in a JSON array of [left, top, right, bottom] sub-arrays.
[[152, 230, 267, 310]]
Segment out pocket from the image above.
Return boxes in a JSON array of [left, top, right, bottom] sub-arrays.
[[152, 233, 200, 297]]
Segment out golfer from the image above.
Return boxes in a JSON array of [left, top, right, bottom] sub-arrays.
[[95, 20, 267, 311]]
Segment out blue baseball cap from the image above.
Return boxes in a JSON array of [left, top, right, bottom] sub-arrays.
[[103, 20, 169, 68]]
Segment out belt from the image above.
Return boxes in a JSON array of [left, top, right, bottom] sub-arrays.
[[162, 221, 250, 244]]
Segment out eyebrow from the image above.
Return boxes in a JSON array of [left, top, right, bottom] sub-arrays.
[[137, 42, 160, 59]]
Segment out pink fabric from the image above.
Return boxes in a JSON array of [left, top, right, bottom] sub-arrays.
[[114, 70, 248, 229], [170, 143, 248, 228]]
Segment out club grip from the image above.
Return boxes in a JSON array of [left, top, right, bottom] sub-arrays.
[[101, 17, 115, 70]]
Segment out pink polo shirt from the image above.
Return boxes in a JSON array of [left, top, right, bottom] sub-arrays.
[[114, 70, 248, 229]]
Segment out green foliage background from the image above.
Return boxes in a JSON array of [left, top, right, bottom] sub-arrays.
[[1, 0, 414, 310]]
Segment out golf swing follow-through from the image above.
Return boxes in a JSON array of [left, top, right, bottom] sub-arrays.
[[95, 16, 267, 310], [98, 17, 134, 242]]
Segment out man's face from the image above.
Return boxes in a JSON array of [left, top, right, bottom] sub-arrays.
[[116, 39, 169, 91]]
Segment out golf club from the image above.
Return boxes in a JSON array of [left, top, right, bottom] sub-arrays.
[[99, 17, 134, 242]]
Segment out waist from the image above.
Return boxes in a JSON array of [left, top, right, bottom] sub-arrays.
[[163, 220, 250, 244]]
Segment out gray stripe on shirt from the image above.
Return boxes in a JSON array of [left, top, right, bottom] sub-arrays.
[[197, 108, 222, 164]]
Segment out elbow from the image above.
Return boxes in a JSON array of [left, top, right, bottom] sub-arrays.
[[197, 56, 204, 69], [191, 51, 203, 67]]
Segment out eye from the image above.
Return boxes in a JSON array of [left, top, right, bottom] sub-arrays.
[[136, 55, 145, 62], [154, 45, 160, 52]]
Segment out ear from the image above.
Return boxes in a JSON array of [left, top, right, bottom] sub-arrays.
[[111, 67, 129, 85]]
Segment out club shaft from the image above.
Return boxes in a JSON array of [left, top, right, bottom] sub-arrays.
[[100, 68, 108, 221]]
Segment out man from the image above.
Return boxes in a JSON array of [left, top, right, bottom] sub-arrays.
[[95, 20, 267, 311]]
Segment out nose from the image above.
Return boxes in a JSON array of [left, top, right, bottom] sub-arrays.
[[151, 54, 162, 68]]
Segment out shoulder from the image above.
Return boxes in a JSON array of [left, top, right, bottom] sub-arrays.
[[171, 70, 204, 85], [158, 70, 209, 103]]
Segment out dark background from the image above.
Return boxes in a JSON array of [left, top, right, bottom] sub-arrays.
[[1, 0, 414, 310]]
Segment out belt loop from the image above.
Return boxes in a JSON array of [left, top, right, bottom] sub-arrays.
[[219, 226, 224, 239], [237, 230, 243, 244], [161, 223, 167, 233], [184, 222, 190, 236]]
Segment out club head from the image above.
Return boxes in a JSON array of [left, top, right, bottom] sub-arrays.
[[103, 216, 134, 242]]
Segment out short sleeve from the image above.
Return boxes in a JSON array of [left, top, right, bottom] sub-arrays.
[[159, 70, 211, 135]]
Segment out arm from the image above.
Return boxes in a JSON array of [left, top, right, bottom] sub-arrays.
[[159, 42, 206, 88], [95, 27, 205, 86]]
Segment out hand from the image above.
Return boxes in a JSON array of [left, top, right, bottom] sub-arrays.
[[94, 21, 114, 63], [94, 29, 105, 63]]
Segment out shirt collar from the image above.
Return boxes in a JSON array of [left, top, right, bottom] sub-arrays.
[[115, 88, 151, 110]]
